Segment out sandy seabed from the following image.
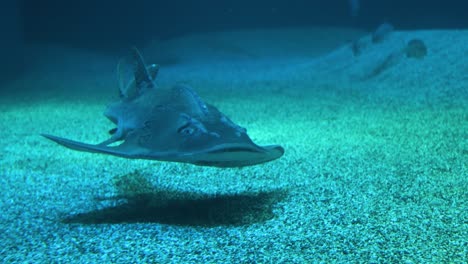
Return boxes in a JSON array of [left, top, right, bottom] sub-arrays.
[[0, 28, 467, 263]]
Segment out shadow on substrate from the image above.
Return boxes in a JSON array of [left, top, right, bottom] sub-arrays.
[[62, 190, 287, 227]]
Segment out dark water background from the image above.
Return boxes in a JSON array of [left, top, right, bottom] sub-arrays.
[[1, 0, 467, 83]]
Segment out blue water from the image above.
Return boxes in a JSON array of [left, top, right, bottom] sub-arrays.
[[0, 1, 467, 263]]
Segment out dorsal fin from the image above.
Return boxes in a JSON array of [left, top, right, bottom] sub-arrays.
[[116, 49, 160, 99], [147, 63, 160, 82], [131, 47, 154, 91]]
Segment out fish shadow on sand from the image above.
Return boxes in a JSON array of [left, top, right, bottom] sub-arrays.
[[62, 190, 286, 227]]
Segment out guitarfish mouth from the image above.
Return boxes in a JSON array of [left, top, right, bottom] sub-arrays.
[[187, 144, 285, 167]]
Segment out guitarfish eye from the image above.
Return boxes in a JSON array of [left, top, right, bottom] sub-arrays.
[[177, 122, 196, 136]]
